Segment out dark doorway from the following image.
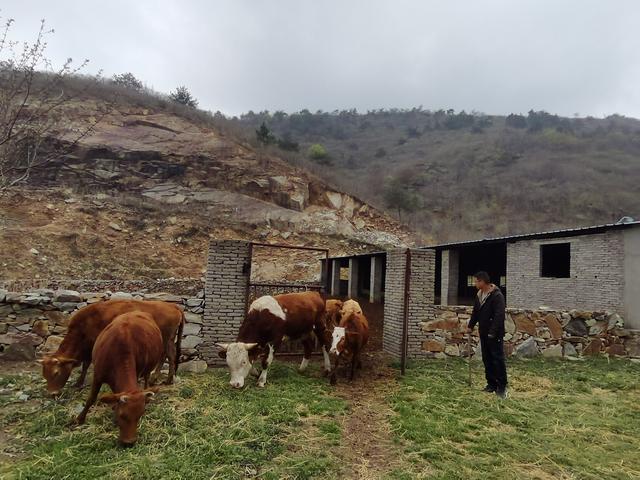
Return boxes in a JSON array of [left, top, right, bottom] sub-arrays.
[[457, 242, 507, 304]]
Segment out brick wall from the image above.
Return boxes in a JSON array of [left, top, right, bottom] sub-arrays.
[[383, 248, 436, 359], [507, 231, 625, 312], [201, 240, 251, 365]]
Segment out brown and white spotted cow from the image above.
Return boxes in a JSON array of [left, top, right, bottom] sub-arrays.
[[217, 291, 331, 388], [329, 299, 369, 385]]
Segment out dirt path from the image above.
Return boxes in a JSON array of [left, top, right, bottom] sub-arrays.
[[330, 351, 406, 479]]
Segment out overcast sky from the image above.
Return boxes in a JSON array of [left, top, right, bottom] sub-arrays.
[[3, 1, 640, 117]]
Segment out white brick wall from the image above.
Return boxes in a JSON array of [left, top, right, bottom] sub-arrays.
[[507, 231, 624, 312]]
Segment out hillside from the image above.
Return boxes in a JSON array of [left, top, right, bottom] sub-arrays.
[[230, 109, 640, 241], [0, 85, 411, 282]]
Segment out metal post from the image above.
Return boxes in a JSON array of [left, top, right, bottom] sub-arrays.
[[400, 248, 412, 376]]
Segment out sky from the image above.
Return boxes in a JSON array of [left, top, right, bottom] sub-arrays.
[[2, 0, 640, 117]]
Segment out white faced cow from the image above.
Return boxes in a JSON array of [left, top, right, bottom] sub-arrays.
[[217, 291, 331, 388]]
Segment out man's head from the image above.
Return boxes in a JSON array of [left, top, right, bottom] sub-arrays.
[[473, 271, 491, 290], [99, 388, 158, 446], [216, 342, 260, 388], [40, 355, 78, 396]]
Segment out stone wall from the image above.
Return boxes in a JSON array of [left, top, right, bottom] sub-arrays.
[[0, 278, 203, 296], [0, 288, 205, 362], [418, 305, 640, 359], [507, 231, 625, 312], [201, 240, 251, 365]]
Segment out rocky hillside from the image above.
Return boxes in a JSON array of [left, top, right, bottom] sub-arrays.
[[231, 109, 640, 241], [0, 94, 411, 282]]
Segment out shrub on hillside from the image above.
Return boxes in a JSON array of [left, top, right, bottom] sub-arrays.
[[112, 72, 143, 91], [308, 143, 329, 162], [170, 86, 198, 108]]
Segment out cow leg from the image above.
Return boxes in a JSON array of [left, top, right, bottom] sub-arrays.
[[74, 360, 90, 389], [164, 339, 177, 385], [321, 345, 331, 376], [312, 320, 332, 376], [75, 380, 100, 425], [257, 344, 275, 388], [299, 337, 313, 372], [350, 352, 359, 381]]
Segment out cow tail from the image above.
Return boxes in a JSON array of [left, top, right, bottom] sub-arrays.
[[175, 310, 185, 371]]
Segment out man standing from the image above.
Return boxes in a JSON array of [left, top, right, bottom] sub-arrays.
[[466, 271, 508, 399]]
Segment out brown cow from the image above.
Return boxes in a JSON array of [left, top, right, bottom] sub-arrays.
[[41, 300, 184, 395], [217, 291, 331, 388], [75, 311, 164, 446], [325, 299, 344, 331], [329, 300, 369, 385]]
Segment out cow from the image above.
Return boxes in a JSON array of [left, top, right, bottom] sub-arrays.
[[329, 300, 369, 385], [325, 299, 344, 331], [75, 311, 164, 446], [40, 300, 184, 396], [216, 291, 331, 389]]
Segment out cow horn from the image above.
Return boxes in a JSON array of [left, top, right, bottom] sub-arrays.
[[119, 395, 129, 404], [144, 391, 155, 399], [243, 343, 258, 351], [215, 343, 229, 351]]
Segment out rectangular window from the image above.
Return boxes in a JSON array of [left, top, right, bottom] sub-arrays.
[[540, 243, 570, 278], [467, 275, 475, 287]]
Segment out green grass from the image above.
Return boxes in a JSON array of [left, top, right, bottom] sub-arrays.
[[2, 358, 640, 479], [0, 364, 346, 480], [389, 358, 640, 480]]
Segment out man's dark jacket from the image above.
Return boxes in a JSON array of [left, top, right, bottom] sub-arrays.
[[467, 285, 506, 338]]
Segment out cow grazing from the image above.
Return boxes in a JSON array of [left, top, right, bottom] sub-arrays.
[[217, 291, 331, 388], [329, 300, 369, 385], [41, 300, 184, 395], [75, 311, 164, 446]]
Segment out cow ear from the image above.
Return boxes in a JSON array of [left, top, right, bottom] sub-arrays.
[[99, 393, 121, 405], [243, 343, 259, 351]]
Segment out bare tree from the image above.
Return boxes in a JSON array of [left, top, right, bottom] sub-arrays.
[[0, 17, 108, 194]]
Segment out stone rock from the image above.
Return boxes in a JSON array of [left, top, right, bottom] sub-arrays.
[[185, 298, 203, 307], [583, 338, 603, 356], [190, 306, 204, 314], [512, 313, 536, 336], [564, 319, 588, 337], [423, 339, 445, 352], [607, 313, 623, 330], [20, 295, 50, 306], [52, 302, 79, 312], [184, 312, 203, 325], [543, 314, 563, 339], [31, 320, 49, 337], [515, 337, 539, 358], [177, 360, 208, 374], [560, 312, 571, 326], [542, 344, 563, 358], [0, 289, 7, 303], [472, 344, 483, 361], [571, 310, 592, 320], [0, 323, 7, 334], [563, 342, 578, 357], [433, 352, 446, 360], [44, 310, 69, 326], [0, 332, 43, 346], [108, 222, 123, 232], [504, 332, 513, 341], [110, 292, 133, 300], [1, 343, 36, 361], [166, 193, 186, 204], [40, 335, 64, 354], [504, 314, 516, 335], [15, 324, 31, 332], [29, 247, 39, 255], [182, 323, 201, 336], [144, 293, 184, 303], [52, 325, 67, 335], [54, 289, 82, 303], [605, 343, 626, 357], [589, 322, 607, 336], [181, 335, 202, 349], [421, 319, 461, 333], [444, 344, 460, 356]]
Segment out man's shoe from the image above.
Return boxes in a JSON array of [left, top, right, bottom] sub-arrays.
[[482, 385, 496, 393], [496, 387, 509, 399]]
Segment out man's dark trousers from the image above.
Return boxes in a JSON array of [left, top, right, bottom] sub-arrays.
[[480, 334, 507, 390]]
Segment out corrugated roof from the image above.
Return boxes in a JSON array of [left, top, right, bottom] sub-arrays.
[[424, 220, 640, 250], [324, 220, 640, 260]]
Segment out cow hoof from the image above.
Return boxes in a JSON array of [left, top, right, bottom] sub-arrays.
[[330, 377, 337, 386], [322, 369, 331, 377], [257, 382, 266, 388]]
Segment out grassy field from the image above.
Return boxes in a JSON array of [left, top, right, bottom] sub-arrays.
[[1, 357, 639, 479]]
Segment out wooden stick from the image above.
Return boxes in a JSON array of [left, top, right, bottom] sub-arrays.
[[468, 332, 472, 387]]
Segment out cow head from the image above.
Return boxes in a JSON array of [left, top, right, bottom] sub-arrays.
[[99, 388, 158, 446], [216, 342, 259, 388], [330, 327, 347, 355], [325, 300, 343, 330], [40, 355, 78, 396]]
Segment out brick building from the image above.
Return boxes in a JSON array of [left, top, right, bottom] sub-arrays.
[[325, 221, 640, 329]]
